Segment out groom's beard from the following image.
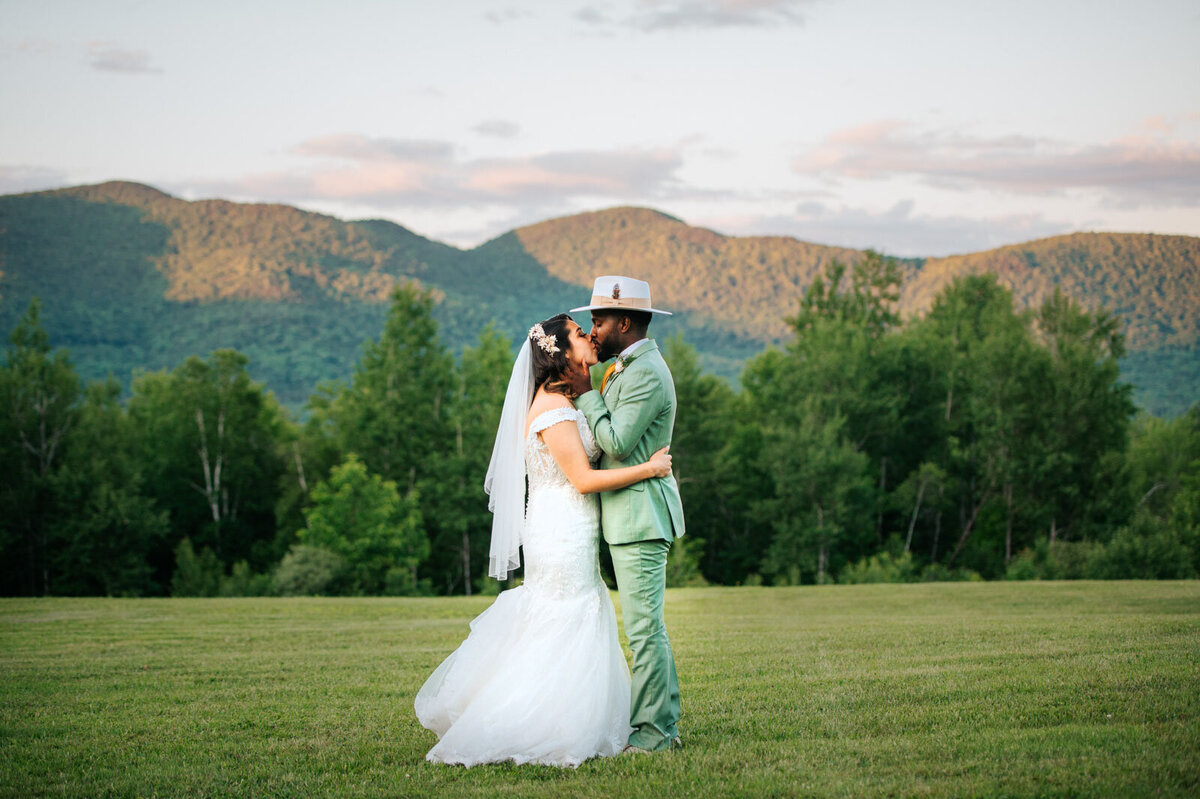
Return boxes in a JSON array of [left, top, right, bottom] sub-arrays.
[[595, 339, 619, 361]]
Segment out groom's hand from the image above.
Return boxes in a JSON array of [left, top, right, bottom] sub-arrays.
[[565, 361, 595, 397]]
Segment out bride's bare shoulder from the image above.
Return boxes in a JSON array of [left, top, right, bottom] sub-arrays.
[[526, 390, 575, 434]]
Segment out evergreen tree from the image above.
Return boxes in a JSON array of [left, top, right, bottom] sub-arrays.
[[319, 283, 455, 592], [662, 334, 738, 582], [1028, 289, 1135, 546], [49, 377, 169, 596], [0, 299, 81, 595], [441, 326, 513, 595], [757, 401, 873, 585], [171, 537, 222, 597], [299, 454, 427, 594]]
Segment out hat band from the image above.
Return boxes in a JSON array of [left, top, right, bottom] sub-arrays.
[[589, 294, 652, 310]]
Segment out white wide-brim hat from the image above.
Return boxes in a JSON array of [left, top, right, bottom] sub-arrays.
[[569, 275, 673, 316]]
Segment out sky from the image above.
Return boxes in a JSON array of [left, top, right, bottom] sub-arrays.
[[1, 0, 1198, 256]]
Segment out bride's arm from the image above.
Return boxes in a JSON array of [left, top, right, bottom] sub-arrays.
[[540, 420, 671, 495]]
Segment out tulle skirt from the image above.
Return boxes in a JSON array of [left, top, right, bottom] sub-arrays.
[[413, 580, 633, 767]]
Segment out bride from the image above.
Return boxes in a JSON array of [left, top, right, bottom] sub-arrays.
[[413, 313, 672, 767]]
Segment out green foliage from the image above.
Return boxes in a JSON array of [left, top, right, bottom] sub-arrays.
[[789, 251, 902, 337], [745, 256, 904, 585], [217, 561, 273, 597], [313, 284, 451, 592], [839, 549, 919, 584], [273, 544, 347, 596], [4, 185, 1196, 414], [1121, 347, 1200, 419], [918, 562, 984, 582], [170, 538, 222, 597], [1007, 510, 1198, 581], [1005, 539, 1100, 580], [2, 202, 1197, 595], [661, 335, 742, 584], [127, 349, 291, 586], [1086, 511, 1198, 580], [48, 377, 170, 596], [0, 299, 82, 596], [444, 326, 515, 595], [299, 454, 427, 595], [666, 537, 709, 588], [757, 406, 873, 585]]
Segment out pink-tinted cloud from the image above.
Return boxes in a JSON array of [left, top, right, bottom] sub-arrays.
[[795, 121, 1200, 205], [180, 134, 686, 209]]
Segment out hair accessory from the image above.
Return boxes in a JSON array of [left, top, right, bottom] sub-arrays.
[[528, 323, 560, 354]]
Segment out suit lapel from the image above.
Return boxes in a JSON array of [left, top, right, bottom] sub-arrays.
[[602, 340, 658, 397]]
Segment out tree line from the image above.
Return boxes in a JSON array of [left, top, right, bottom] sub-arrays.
[[2, 256, 1197, 597]]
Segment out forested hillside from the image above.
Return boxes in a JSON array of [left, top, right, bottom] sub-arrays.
[[1, 182, 1196, 415]]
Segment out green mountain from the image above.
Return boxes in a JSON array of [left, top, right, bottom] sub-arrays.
[[1, 182, 1196, 415]]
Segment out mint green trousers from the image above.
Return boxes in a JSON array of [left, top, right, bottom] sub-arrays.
[[609, 539, 681, 751]]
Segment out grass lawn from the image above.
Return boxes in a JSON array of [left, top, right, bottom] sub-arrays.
[[2, 581, 1198, 798]]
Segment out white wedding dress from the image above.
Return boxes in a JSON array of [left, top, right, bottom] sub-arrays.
[[414, 406, 633, 767]]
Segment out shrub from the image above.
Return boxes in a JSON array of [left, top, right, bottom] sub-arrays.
[[384, 565, 431, 596], [921, 562, 984, 582], [1005, 538, 1100, 580], [667, 537, 710, 588], [171, 538, 222, 597], [274, 544, 347, 596], [1005, 550, 1041, 581], [839, 550, 918, 584], [1084, 512, 1198, 580], [219, 560, 273, 597]]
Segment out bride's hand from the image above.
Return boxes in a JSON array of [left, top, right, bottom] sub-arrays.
[[647, 446, 672, 478]]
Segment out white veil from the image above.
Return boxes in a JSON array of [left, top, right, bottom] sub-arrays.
[[484, 338, 535, 580]]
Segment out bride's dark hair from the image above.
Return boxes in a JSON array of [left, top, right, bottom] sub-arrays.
[[530, 313, 577, 398]]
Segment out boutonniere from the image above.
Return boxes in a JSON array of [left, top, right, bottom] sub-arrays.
[[613, 356, 627, 375]]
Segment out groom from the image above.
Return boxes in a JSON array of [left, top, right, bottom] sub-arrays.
[[567, 275, 685, 754]]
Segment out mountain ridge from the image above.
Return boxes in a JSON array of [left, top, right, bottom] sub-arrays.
[[1, 181, 1196, 414]]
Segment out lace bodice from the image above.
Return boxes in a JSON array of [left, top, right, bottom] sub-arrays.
[[524, 407, 600, 489], [521, 406, 603, 599]]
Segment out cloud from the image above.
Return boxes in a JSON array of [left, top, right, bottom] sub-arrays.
[[293, 134, 454, 163], [575, 0, 812, 32], [574, 5, 614, 25], [794, 120, 1200, 206], [472, 119, 522, 139], [181, 133, 688, 210], [0, 165, 71, 195], [630, 0, 811, 30], [85, 42, 161, 74], [484, 7, 533, 23], [705, 199, 1075, 257]]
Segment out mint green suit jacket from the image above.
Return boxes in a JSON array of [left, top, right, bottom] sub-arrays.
[[576, 341, 686, 545]]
